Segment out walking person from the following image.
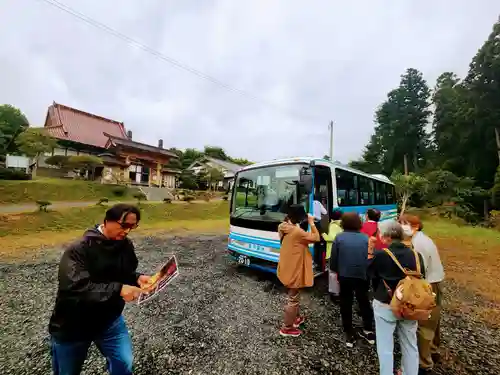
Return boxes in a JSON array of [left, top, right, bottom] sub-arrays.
[[361, 208, 386, 255], [368, 221, 425, 375], [49, 204, 153, 375], [323, 209, 343, 301], [277, 205, 320, 337], [400, 215, 445, 375], [330, 212, 375, 347]]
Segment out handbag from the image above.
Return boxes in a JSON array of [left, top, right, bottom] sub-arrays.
[[328, 271, 340, 296]]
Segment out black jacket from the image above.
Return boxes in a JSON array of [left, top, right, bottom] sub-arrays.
[[367, 241, 425, 304], [49, 226, 141, 341]]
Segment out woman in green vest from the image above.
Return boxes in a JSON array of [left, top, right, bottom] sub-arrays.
[[323, 209, 343, 300]]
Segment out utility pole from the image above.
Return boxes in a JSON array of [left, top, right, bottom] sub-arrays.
[[328, 121, 334, 161]]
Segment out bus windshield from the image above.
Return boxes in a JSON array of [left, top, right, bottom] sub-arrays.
[[231, 164, 310, 222]]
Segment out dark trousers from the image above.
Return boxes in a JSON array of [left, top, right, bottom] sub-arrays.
[[51, 315, 133, 375], [338, 277, 374, 334]]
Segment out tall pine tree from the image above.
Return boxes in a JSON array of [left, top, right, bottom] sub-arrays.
[[462, 18, 500, 188], [351, 68, 431, 175]]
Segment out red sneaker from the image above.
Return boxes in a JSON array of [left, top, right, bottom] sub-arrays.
[[279, 327, 302, 337], [293, 316, 305, 328]]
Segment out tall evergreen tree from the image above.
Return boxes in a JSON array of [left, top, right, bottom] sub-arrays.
[[352, 68, 431, 175], [431, 72, 470, 174], [460, 18, 500, 188]]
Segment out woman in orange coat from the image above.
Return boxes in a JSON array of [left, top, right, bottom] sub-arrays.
[[277, 204, 320, 337]]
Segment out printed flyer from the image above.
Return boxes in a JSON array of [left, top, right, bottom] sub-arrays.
[[137, 255, 179, 305]]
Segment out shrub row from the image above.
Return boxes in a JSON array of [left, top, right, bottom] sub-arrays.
[[0, 168, 31, 180]]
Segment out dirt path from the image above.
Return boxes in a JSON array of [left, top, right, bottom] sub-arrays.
[[0, 234, 498, 374]]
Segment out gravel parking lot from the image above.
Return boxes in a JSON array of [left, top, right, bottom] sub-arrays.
[[1, 234, 499, 374]]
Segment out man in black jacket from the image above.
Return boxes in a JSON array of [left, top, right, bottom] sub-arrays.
[[49, 204, 152, 375]]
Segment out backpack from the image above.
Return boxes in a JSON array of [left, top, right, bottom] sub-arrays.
[[382, 248, 436, 321]]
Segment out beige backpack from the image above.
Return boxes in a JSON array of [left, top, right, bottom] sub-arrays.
[[382, 248, 436, 321]]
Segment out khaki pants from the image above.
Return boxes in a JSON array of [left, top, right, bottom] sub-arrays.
[[418, 282, 442, 370]]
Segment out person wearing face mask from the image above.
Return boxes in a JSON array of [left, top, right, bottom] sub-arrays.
[[49, 204, 154, 375], [400, 215, 445, 375], [400, 220, 415, 248]]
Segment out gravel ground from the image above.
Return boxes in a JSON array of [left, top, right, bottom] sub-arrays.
[[1, 234, 499, 375]]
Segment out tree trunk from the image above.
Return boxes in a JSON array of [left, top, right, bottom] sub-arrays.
[[495, 127, 500, 164], [400, 194, 408, 215], [484, 199, 489, 222], [403, 154, 409, 175], [31, 155, 39, 178]]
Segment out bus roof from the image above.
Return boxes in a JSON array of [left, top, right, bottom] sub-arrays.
[[239, 157, 393, 185]]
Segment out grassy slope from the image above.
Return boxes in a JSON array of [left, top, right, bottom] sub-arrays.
[[0, 178, 140, 204], [0, 201, 229, 258], [425, 219, 500, 326]]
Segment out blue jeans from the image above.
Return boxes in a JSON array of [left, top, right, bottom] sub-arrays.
[[373, 300, 418, 375], [51, 315, 133, 375]]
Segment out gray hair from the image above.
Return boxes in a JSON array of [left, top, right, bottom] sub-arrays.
[[379, 220, 404, 240]]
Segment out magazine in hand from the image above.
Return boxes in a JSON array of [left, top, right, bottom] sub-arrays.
[[137, 255, 179, 305]]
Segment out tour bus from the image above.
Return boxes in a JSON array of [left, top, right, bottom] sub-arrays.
[[227, 157, 397, 275]]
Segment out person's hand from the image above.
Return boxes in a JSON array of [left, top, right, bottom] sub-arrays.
[[120, 285, 143, 302], [307, 214, 315, 225], [137, 274, 152, 289]]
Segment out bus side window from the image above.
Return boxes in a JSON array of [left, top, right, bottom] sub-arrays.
[[386, 185, 395, 204], [358, 176, 375, 205], [375, 181, 387, 205], [336, 169, 359, 206]]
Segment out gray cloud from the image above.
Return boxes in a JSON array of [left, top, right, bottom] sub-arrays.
[[0, 0, 498, 162]]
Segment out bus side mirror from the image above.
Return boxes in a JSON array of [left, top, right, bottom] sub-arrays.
[[299, 168, 313, 194]]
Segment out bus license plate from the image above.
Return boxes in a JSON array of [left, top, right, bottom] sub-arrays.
[[237, 254, 250, 266]]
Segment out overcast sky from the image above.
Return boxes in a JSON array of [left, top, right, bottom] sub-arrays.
[[1, 0, 499, 162]]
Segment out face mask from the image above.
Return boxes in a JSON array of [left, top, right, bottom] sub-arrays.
[[401, 224, 413, 237]]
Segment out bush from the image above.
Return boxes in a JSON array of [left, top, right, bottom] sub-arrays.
[[133, 192, 147, 204], [97, 197, 109, 206], [0, 168, 31, 180], [200, 192, 213, 202], [111, 186, 128, 197], [222, 195, 229, 201], [163, 198, 172, 204], [36, 200, 52, 212], [183, 195, 195, 203]]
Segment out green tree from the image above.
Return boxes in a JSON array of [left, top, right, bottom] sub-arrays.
[[0, 104, 29, 154], [179, 170, 198, 190], [459, 18, 500, 189], [15, 128, 56, 177], [203, 146, 228, 161], [181, 148, 203, 169], [67, 155, 103, 179], [391, 172, 428, 215], [349, 134, 385, 174], [229, 157, 252, 166], [355, 68, 431, 175], [165, 157, 182, 170], [205, 167, 224, 191], [45, 155, 70, 169]]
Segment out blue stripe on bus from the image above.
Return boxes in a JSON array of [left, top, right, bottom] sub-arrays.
[[228, 243, 279, 262], [229, 233, 280, 247]]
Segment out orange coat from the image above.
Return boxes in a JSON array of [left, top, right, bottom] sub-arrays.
[[277, 222, 320, 289]]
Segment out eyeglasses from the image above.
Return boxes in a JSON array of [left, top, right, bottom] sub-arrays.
[[118, 222, 138, 230]]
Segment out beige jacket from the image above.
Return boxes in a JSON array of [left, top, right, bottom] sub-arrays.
[[277, 222, 319, 289]]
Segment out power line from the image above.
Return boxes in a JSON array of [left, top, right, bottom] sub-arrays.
[[35, 0, 324, 124]]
